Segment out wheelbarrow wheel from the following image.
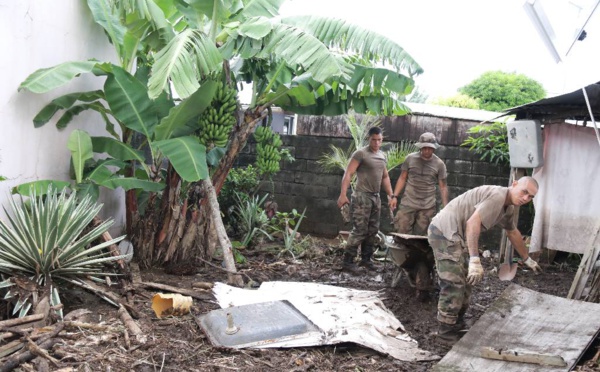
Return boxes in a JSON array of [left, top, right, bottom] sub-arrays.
[[415, 261, 433, 291]]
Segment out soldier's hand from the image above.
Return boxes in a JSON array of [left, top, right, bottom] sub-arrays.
[[524, 257, 542, 273], [466, 256, 484, 285], [389, 198, 397, 210], [337, 195, 349, 209]]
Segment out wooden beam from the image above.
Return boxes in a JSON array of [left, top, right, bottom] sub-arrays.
[[480, 346, 567, 367]]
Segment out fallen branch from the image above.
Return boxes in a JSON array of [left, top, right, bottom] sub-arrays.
[[191, 282, 214, 290], [0, 340, 23, 358], [0, 338, 61, 372], [63, 321, 109, 331], [0, 314, 45, 328], [118, 305, 144, 345], [26, 337, 60, 367], [140, 282, 213, 300], [198, 258, 255, 284]]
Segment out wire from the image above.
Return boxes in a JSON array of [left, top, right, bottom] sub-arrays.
[[581, 87, 600, 148]]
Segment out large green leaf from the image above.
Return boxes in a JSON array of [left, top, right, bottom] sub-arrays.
[[238, 0, 285, 19], [18, 61, 98, 94], [281, 16, 423, 77], [104, 66, 158, 140], [153, 136, 208, 182], [154, 80, 217, 141], [99, 177, 165, 192], [187, 0, 242, 23], [87, 0, 127, 57], [148, 29, 223, 99], [238, 16, 272, 39], [33, 91, 104, 127], [232, 22, 352, 83], [67, 130, 94, 184], [11, 181, 72, 196], [91, 136, 148, 165]]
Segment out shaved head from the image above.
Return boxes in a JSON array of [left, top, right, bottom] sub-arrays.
[[517, 176, 538, 191]]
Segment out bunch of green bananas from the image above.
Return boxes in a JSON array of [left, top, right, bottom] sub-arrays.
[[254, 126, 283, 175], [198, 82, 238, 148]]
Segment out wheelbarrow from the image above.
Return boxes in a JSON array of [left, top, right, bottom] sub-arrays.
[[386, 232, 436, 300]]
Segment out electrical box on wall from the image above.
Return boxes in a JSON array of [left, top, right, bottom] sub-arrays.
[[506, 120, 544, 168]]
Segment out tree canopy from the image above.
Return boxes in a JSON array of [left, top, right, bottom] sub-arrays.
[[430, 93, 480, 109], [458, 71, 546, 112]]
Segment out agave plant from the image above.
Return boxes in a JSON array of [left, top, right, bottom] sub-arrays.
[[0, 188, 128, 319], [318, 113, 417, 190]]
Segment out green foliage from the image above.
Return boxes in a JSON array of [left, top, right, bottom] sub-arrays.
[[269, 209, 307, 259], [461, 122, 509, 165], [404, 86, 429, 103], [219, 165, 261, 226], [233, 192, 272, 248], [318, 113, 417, 189], [430, 93, 480, 109], [459, 71, 546, 112], [0, 187, 128, 317]]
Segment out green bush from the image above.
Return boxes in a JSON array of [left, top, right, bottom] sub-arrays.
[[461, 122, 509, 165], [219, 165, 261, 229]]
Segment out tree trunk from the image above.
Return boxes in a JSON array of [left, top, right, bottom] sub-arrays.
[[130, 107, 269, 278]]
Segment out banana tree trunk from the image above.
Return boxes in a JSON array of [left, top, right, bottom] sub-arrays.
[[130, 106, 269, 280], [202, 178, 243, 286]]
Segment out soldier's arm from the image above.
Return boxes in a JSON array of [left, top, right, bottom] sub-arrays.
[[338, 158, 360, 208], [392, 171, 408, 198], [465, 210, 483, 257], [439, 178, 449, 207], [506, 228, 529, 259]]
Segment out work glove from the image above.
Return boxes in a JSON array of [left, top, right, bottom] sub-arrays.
[[466, 256, 484, 285], [524, 257, 542, 273]]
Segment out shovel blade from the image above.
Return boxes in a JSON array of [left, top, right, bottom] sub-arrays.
[[498, 263, 518, 281]]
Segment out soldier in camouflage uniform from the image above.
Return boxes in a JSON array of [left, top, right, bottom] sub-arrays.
[[428, 177, 543, 344], [338, 127, 395, 273], [392, 132, 448, 300]]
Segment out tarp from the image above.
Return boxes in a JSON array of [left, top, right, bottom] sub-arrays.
[[530, 124, 600, 254]]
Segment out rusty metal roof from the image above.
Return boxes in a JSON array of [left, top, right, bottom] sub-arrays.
[[502, 82, 600, 122]]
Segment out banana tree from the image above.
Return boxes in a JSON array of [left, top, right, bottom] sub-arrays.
[[18, 0, 422, 283]]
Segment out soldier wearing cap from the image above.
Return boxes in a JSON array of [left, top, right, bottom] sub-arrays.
[[390, 132, 449, 236]]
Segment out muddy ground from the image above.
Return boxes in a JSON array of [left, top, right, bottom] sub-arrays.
[[10, 236, 600, 371]]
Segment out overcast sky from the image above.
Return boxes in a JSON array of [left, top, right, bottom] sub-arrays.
[[278, 0, 600, 100]]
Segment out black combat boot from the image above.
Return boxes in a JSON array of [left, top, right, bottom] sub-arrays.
[[358, 256, 376, 270], [435, 322, 465, 345], [358, 245, 376, 270], [342, 253, 358, 273]]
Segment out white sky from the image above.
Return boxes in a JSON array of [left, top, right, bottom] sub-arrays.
[[277, 0, 600, 100]]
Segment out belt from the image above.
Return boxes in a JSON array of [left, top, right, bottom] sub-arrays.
[[355, 191, 380, 196]]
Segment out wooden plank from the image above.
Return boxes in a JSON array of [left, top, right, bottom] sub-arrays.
[[480, 347, 567, 367], [568, 226, 600, 299], [433, 284, 600, 372]]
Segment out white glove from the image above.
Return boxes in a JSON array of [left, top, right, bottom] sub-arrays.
[[524, 257, 542, 273], [466, 256, 484, 285]]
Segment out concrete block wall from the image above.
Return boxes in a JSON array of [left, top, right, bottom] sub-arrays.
[[237, 113, 534, 250]]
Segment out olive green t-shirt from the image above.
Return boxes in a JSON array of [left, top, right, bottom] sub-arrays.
[[352, 146, 387, 193], [400, 152, 447, 209], [431, 185, 516, 243]]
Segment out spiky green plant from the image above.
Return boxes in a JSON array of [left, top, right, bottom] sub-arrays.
[[318, 113, 417, 190], [0, 187, 128, 318]]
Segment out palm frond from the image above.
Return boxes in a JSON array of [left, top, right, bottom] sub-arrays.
[[148, 29, 223, 99], [317, 144, 352, 173], [281, 16, 423, 77], [384, 141, 418, 172]]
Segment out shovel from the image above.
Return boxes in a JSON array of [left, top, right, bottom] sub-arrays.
[[498, 243, 518, 281]]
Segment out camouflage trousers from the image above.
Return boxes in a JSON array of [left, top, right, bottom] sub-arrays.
[[427, 224, 471, 325], [394, 204, 436, 236], [345, 192, 381, 259]]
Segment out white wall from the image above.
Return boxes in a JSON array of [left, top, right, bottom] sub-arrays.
[[0, 1, 126, 235]]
